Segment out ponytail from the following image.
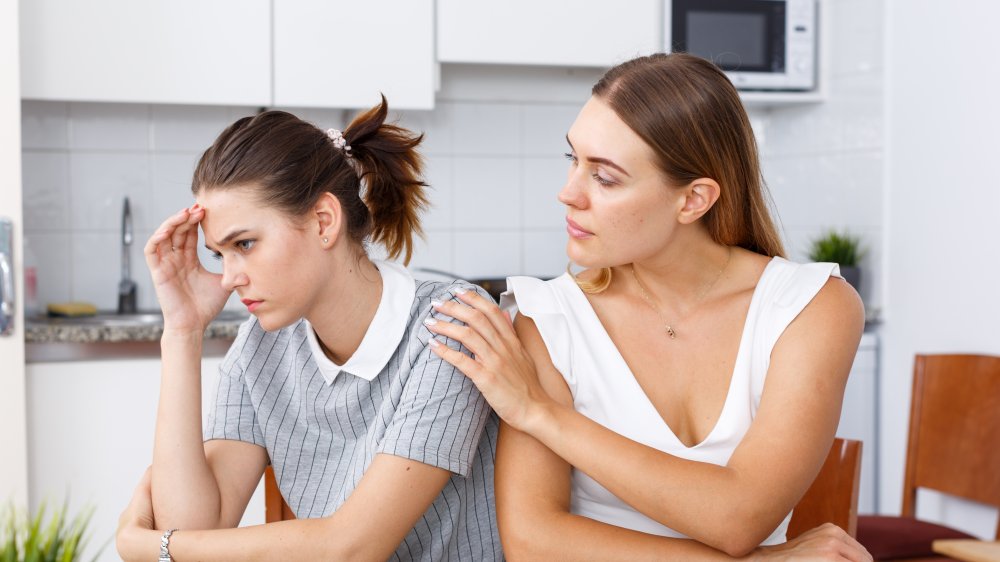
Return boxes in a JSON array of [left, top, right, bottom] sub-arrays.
[[192, 96, 427, 264], [344, 95, 428, 265]]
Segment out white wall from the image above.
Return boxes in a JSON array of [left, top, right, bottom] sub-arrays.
[[0, 0, 29, 505], [882, 0, 1000, 537]]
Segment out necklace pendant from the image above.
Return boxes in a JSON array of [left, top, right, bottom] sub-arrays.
[[665, 325, 676, 339]]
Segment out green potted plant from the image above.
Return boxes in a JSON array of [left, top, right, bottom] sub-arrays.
[[808, 230, 865, 292], [1, 499, 101, 562]]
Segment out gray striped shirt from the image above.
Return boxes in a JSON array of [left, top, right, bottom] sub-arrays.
[[205, 261, 502, 561]]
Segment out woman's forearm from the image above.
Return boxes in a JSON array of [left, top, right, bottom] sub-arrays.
[[502, 506, 751, 562], [122, 519, 350, 562], [524, 401, 777, 555], [151, 329, 223, 529]]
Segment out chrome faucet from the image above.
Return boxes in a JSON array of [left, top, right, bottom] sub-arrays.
[[117, 197, 137, 314]]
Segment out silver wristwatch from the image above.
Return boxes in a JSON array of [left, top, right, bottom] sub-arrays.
[[159, 528, 178, 562]]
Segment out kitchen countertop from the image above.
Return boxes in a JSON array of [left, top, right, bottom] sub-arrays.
[[25, 311, 249, 362]]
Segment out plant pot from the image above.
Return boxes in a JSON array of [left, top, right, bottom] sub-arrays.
[[840, 265, 861, 292]]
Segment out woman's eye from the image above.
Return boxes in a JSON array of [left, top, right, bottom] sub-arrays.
[[210, 251, 223, 261], [564, 152, 578, 165], [236, 239, 256, 252], [592, 173, 615, 187]]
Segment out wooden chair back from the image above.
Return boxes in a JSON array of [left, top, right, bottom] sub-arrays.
[[787, 437, 863, 539], [902, 354, 1000, 539], [264, 466, 296, 523]]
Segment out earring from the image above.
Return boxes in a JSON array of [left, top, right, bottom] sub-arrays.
[[322, 237, 329, 244]]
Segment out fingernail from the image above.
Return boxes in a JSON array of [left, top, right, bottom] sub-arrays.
[[430, 299, 444, 309], [428, 338, 441, 348], [423, 317, 438, 326], [452, 287, 467, 296]]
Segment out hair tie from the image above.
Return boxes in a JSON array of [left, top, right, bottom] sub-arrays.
[[326, 128, 353, 157]]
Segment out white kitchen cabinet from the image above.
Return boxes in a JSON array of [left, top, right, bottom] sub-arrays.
[[27, 358, 264, 562], [837, 332, 879, 514], [273, 0, 435, 109], [437, 0, 661, 68], [20, 0, 271, 106]]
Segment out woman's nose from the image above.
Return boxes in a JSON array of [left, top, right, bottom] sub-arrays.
[[220, 262, 248, 292], [558, 170, 588, 209]]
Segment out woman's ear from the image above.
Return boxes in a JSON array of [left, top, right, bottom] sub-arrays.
[[677, 178, 721, 224], [313, 192, 343, 248]]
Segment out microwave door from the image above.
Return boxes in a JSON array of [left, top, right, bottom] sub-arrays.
[[667, 0, 816, 91]]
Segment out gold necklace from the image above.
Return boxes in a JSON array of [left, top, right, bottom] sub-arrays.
[[630, 247, 733, 339]]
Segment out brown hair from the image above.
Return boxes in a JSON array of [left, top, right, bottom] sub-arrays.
[[192, 95, 428, 264], [575, 53, 785, 293], [594, 53, 785, 255]]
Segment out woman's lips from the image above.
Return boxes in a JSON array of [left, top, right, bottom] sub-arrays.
[[566, 218, 594, 239], [241, 298, 262, 313]]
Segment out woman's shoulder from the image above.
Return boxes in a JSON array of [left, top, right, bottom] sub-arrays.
[[755, 256, 864, 344], [413, 277, 492, 305], [503, 273, 576, 317]]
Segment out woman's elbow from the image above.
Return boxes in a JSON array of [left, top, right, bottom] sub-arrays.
[[498, 510, 559, 561], [692, 506, 780, 557], [718, 535, 762, 559]]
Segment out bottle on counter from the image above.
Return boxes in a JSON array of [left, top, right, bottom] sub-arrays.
[[23, 235, 39, 318]]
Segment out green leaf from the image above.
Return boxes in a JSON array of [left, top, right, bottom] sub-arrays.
[[807, 229, 865, 266], [0, 498, 98, 562]]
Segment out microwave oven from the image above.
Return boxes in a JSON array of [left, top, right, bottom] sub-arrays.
[[665, 0, 817, 91]]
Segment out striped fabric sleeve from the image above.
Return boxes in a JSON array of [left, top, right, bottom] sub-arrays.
[[378, 294, 492, 477], [204, 322, 266, 447]]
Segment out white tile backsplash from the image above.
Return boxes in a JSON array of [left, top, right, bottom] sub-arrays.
[[421, 156, 454, 230], [523, 230, 568, 278], [453, 231, 521, 278], [24, 232, 72, 309], [408, 230, 455, 274], [21, 100, 69, 150], [151, 152, 199, 219], [69, 103, 150, 151], [520, 104, 580, 156], [451, 103, 520, 156], [829, 0, 885, 76], [398, 104, 455, 156], [452, 157, 521, 229], [151, 105, 230, 151], [70, 231, 126, 310], [521, 156, 568, 229], [22, 151, 71, 232], [69, 152, 151, 230], [764, 150, 883, 230]]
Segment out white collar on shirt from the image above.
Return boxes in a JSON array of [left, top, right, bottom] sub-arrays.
[[304, 260, 416, 385]]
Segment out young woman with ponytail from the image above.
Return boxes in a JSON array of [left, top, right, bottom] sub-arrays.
[[115, 97, 502, 562]]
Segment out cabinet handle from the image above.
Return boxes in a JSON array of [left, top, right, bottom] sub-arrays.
[[0, 218, 14, 336]]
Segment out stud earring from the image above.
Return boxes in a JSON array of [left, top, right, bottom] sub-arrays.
[[322, 237, 329, 243]]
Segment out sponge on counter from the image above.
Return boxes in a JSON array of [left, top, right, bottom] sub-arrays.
[[47, 302, 98, 317]]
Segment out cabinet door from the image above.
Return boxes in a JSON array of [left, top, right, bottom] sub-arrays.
[[274, 0, 435, 110], [20, 0, 271, 106], [27, 357, 265, 562], [438, 0, 662, 67], [837, 333, 879, 514]]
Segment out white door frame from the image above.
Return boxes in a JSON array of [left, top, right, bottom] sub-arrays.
[[0, 0, 29, 505]]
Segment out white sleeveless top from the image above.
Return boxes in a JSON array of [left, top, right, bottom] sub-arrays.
[[500, 257, 840, 545]]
